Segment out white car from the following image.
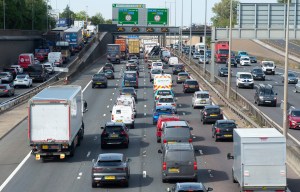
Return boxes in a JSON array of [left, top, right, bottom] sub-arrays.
[[240, 56, 251, 66], [151, 62, 163, 70], [13, 74, 33, 88], [11, 65, 24, 74], [192, 91, 212, 108], [261, 61, 276, 75], [43, 62, 55, 74], [155, 95, 177, 113]]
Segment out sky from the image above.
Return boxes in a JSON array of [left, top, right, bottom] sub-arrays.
[[49, 0, 277, 26]]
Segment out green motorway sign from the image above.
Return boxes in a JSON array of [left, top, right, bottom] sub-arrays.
[[147, 9, 168, 25], [118, 8, 139, 25]]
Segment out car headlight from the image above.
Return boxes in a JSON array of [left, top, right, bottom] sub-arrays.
[[291, 120, 297, 125], [259, 96, 264, 99]]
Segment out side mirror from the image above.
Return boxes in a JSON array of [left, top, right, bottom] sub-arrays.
[[275, 66, 276, 68], [158, 149, 162, 154], [126, 158, 132, 162], [100, 127, 104, 129], [189, 127, 193, 130], [110, 110, 112, 113], [275, 93, 278, 95], [207, 187, 213, 191], [227, 153, 234, 160]]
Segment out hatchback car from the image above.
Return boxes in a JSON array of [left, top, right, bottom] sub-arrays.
[[249, 56, 257, 63], [227, 58, 237, 67], [92, 73, 107, 88], [0, 72, 13, 83], [0, 84, 15, 97], [120, 87, 137, 101], [251, 67, 265, 81], [104, 69, 114, 79], [282, 72, 298, 84], [240, 56, 251, 66], [200, 105, 223, 124], [218, 67, 229, 77], [212, 119, 237, 142], [153, 106, 176, 125], [101, 122, 129, 149], [192, 91, 212, 109], [91, 153, 130, 188], [156, 115, 180, 143], [150, 68, 163, 82], [167, 182, 213, 192], [177, 72, 190, 84], [155, 95, 177, 113], [103, 63, 114, 72], [173, 64, 185, 75], [288, 108, 300, 129], [13, 74, 33, 88], [158, 143, 197, 183], [183, 79, 200, 93], [198, 55, 210, 64]]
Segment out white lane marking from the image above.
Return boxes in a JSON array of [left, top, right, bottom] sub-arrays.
[[112, 92, 114, 95], [87, 151, 91, 158], [103, 114, 106, 117], [144, 92, 146, 94], [79, 172, 82, 176], [110, 98, 112, 101], [92, 159, 95, 163], [143, 171, 147, 178], [94, 136, 97, 141], [77, 176, 81, 179], [0, 152, 31, 191], [183, 112, 186, 115], [117, 79, 119, 82], [144, 113, 146, 116], [144, 105, 147, 108], [142, 151, 146, 157], [83, 66, 104, 92], [107, 105, 109, 108], [199, 150, 203, 155]]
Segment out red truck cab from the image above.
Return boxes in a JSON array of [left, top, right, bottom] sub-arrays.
[[156, 115, 180, 143], [18, 53, 35, 69], [215, 41, 229, 63]]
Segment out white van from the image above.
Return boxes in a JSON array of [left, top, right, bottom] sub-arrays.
[[116, 95, 137, 117], [168, 57, 179, 67], [236, 72, 254, 89], [111, 105, 135, 128], [261, 61, 276, 75], [48, 52, 63, 67]]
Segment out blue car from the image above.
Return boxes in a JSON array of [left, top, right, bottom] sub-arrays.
[[152, 106, 175, 125]]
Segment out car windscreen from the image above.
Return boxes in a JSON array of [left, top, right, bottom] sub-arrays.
[[124, 73, 137, 80], [288, 73, 296, 77], [240, 74, 252, 79], [220, 68, 228, 72], [218, 49, 229, 54], [157, 90, 171, 95], [253, 69, 263, 73], [151, 69, 162, 74], [93, 74, 105, 79], [263, 63, 274, 67], [166, 151, 194, 162], [97, 160, 122, 166], [122, 88, 134, 93], [178, 73, 189, 77], [105, 126, 123, 133], [0, 73, 7, 77], [159, 98, 174, 103], [186, 81, 198, 85], [197, 93, 209, 98], [291, 110, 300, 117], [241, 58, 250, 61], [218, 123, 236, 129], [16, 75, 26, 79], [206, 108, 221, 114], [165, 128, 190, 137], [260, 89, 274, 96], [153, 62, 162, 66], [175, 65, 184, 69]]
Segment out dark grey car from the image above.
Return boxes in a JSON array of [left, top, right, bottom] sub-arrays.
[[167, 182, 213, 192], [91, 153, 130, 188], [251, 67, 265, 81], [282, 72, 298, 84], [158, 143, 198, 183], [92, 73, 108, 88], [0, 84, 15, 97]]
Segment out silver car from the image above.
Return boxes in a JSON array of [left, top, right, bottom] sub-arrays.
[[282, 72, 298, 84], [155, 95, 177, 113], [0, 84, 15, 97], [0, 72, 13, 83], [192, 91, 212, 108]]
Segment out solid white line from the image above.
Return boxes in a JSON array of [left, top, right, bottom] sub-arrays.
[[0, 151, 31, 191], [83, 66, 104, 92]]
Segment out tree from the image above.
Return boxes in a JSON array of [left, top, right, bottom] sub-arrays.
[[74, 11, 89, 21], [105, 19, 112, 24], [277, 0, 291, 3], [90, 13, 105, 25], [211, 0, 239, 27], [60, 5, 74, 19]]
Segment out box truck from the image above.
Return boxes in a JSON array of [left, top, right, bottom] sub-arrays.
[[107, 44, 121, 64], [28, 85, 85, 161], [115, 39, 127, 60], [64, 27, 83, 53], [128, 39, 140, 58], [227, 128, 287, 192]]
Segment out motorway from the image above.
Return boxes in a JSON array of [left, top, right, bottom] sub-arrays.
[[0, 56, 299, 192], [190, 56, 300, 143]]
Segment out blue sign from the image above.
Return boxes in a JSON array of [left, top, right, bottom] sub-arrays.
[[127, 35, 139, 39], [65, 33, 78, 45]]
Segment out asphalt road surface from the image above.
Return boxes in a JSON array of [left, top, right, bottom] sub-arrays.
[[0, 57, 299, 192]]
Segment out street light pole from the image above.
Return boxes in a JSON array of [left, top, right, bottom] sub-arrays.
[[180, 0, 183, 55], [32, 0, 34, 30], [227, 0, 233, 99], [203, 0, 207, 75], [283, 0, 290, 137], [3, 0, 5, 30], [189, 0, 192, 65], [46, 0, 49, 31]]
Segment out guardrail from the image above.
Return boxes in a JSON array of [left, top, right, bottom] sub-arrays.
[[172, 49, 300, 175], [0, 33, 101, 114]]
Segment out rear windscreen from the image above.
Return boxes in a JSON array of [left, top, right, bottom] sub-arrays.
[[165, 129, 190, 137], [166, 151, 194, 162], [105, 126, 123, 133], [197, 94, 209, 98], [124, 73, 137, 80], [159, 98, 174, 103], [218, 123, 236, 129], [186, 81, 198, 85], [157, 90, 171, 95], [206, 108, 220, 114]]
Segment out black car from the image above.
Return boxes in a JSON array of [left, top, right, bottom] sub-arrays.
[[120, 87, 137, 101], [91, 153, 130, 188], [92, 73, 107, 88], [183, 79, 200, 93], [212, 119, 237, 142], [201, 105, 223, 124], [226, 58, 237, 68], [254, 84, 277, 107], [167, 182, 213, 192], [27, 64, 49, 82], [249, 56, 257, 63], [104, 69, 114, 79], [172, 64, 185, 75], [251, 67, 265, 81], [101, 122, 129, 148], [103, 63, 114, 72], [218, 67, 229, 77]]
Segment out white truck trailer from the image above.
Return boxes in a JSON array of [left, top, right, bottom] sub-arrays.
[[28, 85, 85, 160], [228, 128, 287, 192]]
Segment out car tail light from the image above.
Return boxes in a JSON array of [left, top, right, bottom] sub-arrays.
[[189, 138, 193, 143], [121, 131, 127, 136], [92, 167, 103, 172], [116, 167, 127, 171], [163, 162, 167, 170], [195, 85, 199, 88], [4, 90, 8, 93], [112, 115, 114, 120], [244, 191, 254, 192], [131, 114, 134, 120], [184, 84, 189, 88], [216, 128, 221, 133], [275, 191, 285, 192], [157, 103, 162, 106], [204, 112, 207, 116], [163, 139, 167, 144], [171, 103, 176, 106], [193, 162, 197, 170]]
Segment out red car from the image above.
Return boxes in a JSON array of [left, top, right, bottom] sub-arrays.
[[288, 108, 300, 129], [156, 115, 180, 143]]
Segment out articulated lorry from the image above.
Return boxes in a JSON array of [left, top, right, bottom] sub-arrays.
[[215, 41, 229, 63], [228, 128, 287, 192], [28, 85, 85, 161], [115, 39, 127, 60]]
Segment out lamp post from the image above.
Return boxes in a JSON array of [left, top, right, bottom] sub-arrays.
[[203, 0, 207, 75], [226, 0, 233, 99], [3, 0, 5, 30], [180, 0, 183, 56], [283, 0, 290, 137], [189, 0, 192, 65], [166, 1, 176, 45], [32, 0, 34, 30]]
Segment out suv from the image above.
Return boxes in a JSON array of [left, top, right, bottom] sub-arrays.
[[212, 119, 237, 142], [92, 73, 107, 88], [254, 84, 277, 107], [122, 71, 138, 88], [200, 105, 223, 124], [103, 63, 114, 72], [27, 64, 48, 82], [261, 61, 276, 75], [100, 122, 129, 149], [236, 72, 254, 89], [156, 115, 180, 143], [158, 143, 198, 183]]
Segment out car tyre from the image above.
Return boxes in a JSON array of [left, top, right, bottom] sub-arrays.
[[131, 123, 135, 129], [232, 170, 238, 183], [123, 181, 129, 187], [162, 178, 167, 183], [92, 181, 97, 188], [92, 84, 95, 88], [157, 137, 161, 143]]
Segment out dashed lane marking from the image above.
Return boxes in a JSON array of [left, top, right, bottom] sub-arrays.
[[87, 151, 91, 158]]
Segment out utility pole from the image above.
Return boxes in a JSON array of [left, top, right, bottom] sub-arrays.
[[227, 0, 233, 99], [3, 0, 5, 30], [189, 0, 192, 65], [203, 0, 207, 75]]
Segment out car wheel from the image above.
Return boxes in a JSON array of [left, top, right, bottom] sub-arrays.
[[295, 88, 298, 93], [131, 123, 135, 129], [123, 180, 129, 187], [192, 177, 198, 182], [101, 144, 106, 149], [92, 84, 95, 88], [202, 119, 206, 124], [162, 178, 167, 183], [232, 170, 238, 183], [124, 143, 129, 149], [215, 137, 219, 142], [92, 181, 97, 188]]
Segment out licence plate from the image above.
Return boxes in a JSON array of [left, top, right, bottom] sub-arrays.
[[200, 100, 206, 104], [224, 134, 232, 137], [168, 141, 176, 144], [104, 176, 115, 180], [210, 114, 217, 117], [110, 134, 118, 138], [189, 85, 195, 88], [42, 145, 48, 149], [168, 168, 179, 173], [125, 83, 130, 86], [116, 120, 123, 122], [96, 83, 102, 85]]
